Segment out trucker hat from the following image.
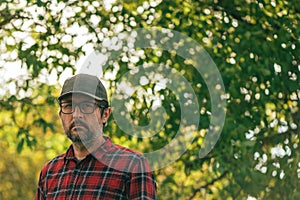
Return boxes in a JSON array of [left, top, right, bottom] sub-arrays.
[[58, 73, 108, 102]]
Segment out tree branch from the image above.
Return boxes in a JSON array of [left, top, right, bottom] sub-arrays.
[[188, 171, 229, 199], [0, 12, 19, 28]]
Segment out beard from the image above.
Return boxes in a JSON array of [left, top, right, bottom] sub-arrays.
[[66, 130, 96, 143], [66, 121, 101, 145]]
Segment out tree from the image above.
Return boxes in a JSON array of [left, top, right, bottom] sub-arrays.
[[0, 0, 299, 199]]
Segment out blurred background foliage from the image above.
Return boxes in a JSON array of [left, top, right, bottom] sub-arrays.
[[0, 0, 299, 199]]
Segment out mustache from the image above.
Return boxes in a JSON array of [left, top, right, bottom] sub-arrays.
[[70, 120, 88, 129]]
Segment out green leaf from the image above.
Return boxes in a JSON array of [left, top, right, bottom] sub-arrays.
[[17, 138, 24, 153]]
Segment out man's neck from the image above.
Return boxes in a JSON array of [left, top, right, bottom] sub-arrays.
[[72, 135, 105, 161]]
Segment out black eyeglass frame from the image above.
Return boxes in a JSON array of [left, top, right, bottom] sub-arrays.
[[59, 101, 107, 114]]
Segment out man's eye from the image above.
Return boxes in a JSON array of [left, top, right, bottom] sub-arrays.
[[62, 103, 72, 108], [82, 103, 94, 108]]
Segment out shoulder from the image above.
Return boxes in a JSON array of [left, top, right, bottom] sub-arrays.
[[101, 137, 144, 158], [96, 138, 151, 173], [40, 153, 65, 171], [39, 150, 69, 178], [114, 143, 144, 157]]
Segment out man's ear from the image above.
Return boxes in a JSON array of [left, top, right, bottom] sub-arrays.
[[102, 107, 112, 123]]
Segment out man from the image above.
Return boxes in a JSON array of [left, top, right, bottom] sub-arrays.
[[35, 73, 157, 200]]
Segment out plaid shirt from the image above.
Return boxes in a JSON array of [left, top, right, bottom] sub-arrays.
[[35, 137, 157, 200]]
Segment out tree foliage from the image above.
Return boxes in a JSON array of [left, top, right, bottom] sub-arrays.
[[0, 0, 299, 199]]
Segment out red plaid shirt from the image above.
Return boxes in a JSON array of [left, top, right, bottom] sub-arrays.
[[35, 137, 157, 200]]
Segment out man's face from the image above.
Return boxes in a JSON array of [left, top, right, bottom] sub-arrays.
[[59, 93, 111, 144]]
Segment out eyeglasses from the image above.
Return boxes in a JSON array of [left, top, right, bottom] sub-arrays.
[[60, 102, 104, 114]]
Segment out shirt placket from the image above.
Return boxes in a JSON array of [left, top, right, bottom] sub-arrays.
[[66, 161, 82, 200]]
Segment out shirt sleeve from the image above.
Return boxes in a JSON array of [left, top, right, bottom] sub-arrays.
[[127, 156, 157, 200]]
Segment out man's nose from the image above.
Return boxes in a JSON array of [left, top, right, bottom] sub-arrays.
[[72, 105, 83, 118]]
